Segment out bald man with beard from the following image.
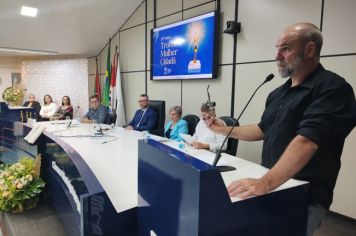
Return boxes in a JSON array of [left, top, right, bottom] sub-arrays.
[[206, 22, 356, 235]]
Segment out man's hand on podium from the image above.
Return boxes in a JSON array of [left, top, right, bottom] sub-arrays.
[[227, 178, 271, 199]]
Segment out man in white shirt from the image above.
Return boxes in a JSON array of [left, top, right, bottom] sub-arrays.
[[191, 104, 227, 152]]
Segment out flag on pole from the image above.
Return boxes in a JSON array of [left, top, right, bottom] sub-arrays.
[[113, 52, 126, 126], [94, 58, 101, 100], [102, 39, 111, 107], [110, 46, 118, 110]]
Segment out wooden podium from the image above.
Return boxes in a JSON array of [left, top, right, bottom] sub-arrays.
[[138, 139, 308, 236]]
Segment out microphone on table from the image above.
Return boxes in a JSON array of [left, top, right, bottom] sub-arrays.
[[212, 73, 275, 172], [96, 123, 104, 136], [67, 105, 80, 128]]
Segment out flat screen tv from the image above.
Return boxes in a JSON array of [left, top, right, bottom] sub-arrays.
[[151, 11, 219, 80]]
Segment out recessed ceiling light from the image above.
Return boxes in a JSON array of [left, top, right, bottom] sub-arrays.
[[21, 6, 38, 17], [0, 47, 58, 55]]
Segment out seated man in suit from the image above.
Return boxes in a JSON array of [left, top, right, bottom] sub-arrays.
[[126, 94, 158, 131], [81, 95, 108, 124]]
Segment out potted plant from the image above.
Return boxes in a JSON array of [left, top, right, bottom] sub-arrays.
[[0, 155, 45, 213], [2, 87, 24, 106]]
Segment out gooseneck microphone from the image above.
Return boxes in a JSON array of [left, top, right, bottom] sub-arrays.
[[97, 123, 104, 136], [212, 73, 275, 171], [67, 105, 80, 128], [204, 85, 216, 109]]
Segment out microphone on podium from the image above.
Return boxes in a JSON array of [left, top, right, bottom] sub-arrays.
[[212, 73, 275, 172], [67, 105, 80, 128]]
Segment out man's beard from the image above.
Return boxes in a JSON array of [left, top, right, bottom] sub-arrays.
[[277, 54, 304, 78]]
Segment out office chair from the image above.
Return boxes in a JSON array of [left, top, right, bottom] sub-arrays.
[[105, 110, 117, 125], [182, 114, 200, 136], [219, 116, 239, 156], [149, 100, 165, 136]]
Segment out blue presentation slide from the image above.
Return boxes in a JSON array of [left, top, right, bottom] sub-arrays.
[[152, 12, 215, 80]]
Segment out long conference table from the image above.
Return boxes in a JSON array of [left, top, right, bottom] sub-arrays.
[[21, 121, 308, 236]]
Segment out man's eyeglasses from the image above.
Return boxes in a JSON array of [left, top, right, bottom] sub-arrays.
[[138, 100, 147, 103]]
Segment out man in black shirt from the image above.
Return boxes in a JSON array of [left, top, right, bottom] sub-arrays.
[[207, 22, 355, 235]]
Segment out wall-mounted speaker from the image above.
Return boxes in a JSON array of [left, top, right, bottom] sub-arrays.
[[224, 21, 241, 34]]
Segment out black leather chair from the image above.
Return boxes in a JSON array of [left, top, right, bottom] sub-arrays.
[[149, 100, 166, 136], [219, 116, 239, 156], [105, 110, 117, 125], [182, 114, 200, 136]]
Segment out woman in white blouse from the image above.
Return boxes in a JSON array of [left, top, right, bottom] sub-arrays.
[[39, 94, 58, 121]]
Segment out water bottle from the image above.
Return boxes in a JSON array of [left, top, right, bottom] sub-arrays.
[[143, 131, 150, 139], [110, 123, 115, 133], [65, 116, 71, 127], [93, 119, 97, 130], [178, 140, 185, 150]]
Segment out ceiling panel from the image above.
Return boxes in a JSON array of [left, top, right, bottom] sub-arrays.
[[0, 0, 142, 57]]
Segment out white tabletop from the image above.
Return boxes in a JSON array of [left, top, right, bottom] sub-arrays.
[[33, 121, 307, 212]]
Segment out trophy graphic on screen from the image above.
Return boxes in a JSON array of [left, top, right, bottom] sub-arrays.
[[187, 22, 204, 73], [188, 32, 201, 73], [193, 33, 198, 63]]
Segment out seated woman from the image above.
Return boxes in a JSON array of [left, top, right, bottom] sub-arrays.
[[23, 93, 41, 119], [39, 94, 58, 121], [164, 106, 188, 141], [50, 96, 73, 120], [191, 104, 227, 152]]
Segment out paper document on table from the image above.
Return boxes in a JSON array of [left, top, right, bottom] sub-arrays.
[[179, 133, 194, 144], [24, 125, 46, 144]]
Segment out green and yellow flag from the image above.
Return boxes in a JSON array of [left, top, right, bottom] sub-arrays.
[[102, 39, 111, 107]]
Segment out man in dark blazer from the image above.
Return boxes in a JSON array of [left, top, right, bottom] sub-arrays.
[[126, 94, 158, 131]]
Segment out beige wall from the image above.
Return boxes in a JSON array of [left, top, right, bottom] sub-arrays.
[[321, 56, 356, 219], [89, 0, 356, 218], [0, 57, 22, 97], [1, 56, 92, 103]]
